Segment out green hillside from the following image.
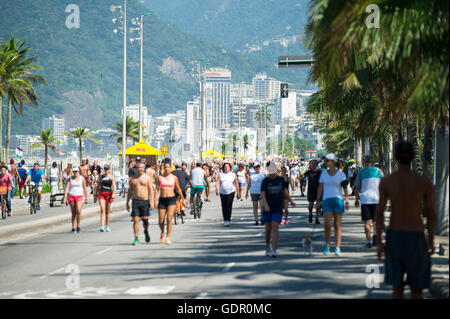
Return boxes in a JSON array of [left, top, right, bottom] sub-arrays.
[[144, 0, 311, 49], [0, 0, 312, 137]]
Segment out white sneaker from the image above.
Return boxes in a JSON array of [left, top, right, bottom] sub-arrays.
[[265, 248, 272, 257], [271, 249, 277, 258]]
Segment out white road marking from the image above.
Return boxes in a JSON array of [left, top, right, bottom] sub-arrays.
[[256, 232, 264, 237], [125, 286, 175, 295], [222, 262, 235, 272], [196, 292, 208, 299], [40, 267, 65, 279], [95, 247, 113, 255]]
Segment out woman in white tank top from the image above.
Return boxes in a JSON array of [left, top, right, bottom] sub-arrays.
[[63, 167, 88, 233]]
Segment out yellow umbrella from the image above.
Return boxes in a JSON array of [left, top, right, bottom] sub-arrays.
[[118, 140, 163, 155], [202, 149, 224, 158]]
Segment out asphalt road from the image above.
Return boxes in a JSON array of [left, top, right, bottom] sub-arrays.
[[0, 189, 434, 299]]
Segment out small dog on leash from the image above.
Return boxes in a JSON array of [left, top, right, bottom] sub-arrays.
[[301, 235, 313, 256]]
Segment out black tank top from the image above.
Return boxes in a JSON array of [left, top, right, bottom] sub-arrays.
[[100, 175, 113, 192]]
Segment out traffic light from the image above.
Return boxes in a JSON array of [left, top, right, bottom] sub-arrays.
[[278, 56, 314, 68], [281, 83, 288, 98]]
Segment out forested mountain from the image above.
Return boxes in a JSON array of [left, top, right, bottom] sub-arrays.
[[0, 0, 312, 136]]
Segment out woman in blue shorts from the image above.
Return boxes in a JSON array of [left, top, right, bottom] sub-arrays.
[[316, 154, 349, 256]]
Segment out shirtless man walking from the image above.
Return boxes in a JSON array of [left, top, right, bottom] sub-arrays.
[[376, 142, 436, 299], [79, 159, 90, 186], [146, 163, 158, 212], [126, 163, 155, 245]]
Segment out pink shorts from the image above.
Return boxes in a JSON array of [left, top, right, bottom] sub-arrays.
[[68, 195, 84, 205]]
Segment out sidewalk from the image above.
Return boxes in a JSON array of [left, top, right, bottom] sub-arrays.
[[0, 192, 127, 240]]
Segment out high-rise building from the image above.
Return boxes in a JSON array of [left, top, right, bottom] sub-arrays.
[[42, 116, 65, 144], [121, 104, 149, 138], [185, 99, 201, 159], [204, 68, 231, 130], [252, 73, 281, 101], [231, 83, 253, 102]]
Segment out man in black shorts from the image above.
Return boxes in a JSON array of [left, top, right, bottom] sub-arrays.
[[172, 163, 188, 216], [303, 160, 322, 224], [376, 142, 436, 299], [126, 163, 154, 245]]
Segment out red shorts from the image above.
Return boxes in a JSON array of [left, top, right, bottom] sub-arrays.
[[97, 191, 114, 203], [68, 195, 84, 205], [18, 180, 25, 189]]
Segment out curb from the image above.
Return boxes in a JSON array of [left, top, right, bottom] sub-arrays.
[[0, 201, 127, 240]]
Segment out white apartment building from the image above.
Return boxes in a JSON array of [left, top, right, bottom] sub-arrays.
[[42, 115, 66, 144], [252, 73, 281, 101], [121, 104, 149, 137]]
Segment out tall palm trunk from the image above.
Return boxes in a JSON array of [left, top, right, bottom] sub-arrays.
[[423, 123, 434, 180], [44, 145, 48, 173], [79, 139, 83, 163], [5, 98, 12, 160]]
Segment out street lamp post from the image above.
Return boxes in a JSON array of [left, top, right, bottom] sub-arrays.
[[130, 13, 152, 142], [111, 1, 128, 176]]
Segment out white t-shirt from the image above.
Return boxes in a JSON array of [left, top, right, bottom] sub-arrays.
[[68, 176, 84, 196], [319, 170, 347, 201], [219, 172, 236, 195], [249, 172, 266, 194]]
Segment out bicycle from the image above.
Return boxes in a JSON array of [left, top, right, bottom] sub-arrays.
[[119, 178, 128, 198], [0, 186, 8, 220], [28, 182, 39, 215], [192, 189, 203, 219], [174, 198, 185, 225]]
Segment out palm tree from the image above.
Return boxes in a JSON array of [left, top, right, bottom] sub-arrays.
[[110, 115, 140, 146], [0, 35, 47, 160], [30, 128, 59, 171], [243, 134, 249, 156], [65, 127, 101, 162], [254, 103, 272, 129]]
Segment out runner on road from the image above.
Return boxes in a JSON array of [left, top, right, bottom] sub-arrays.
[[79, 159, 90, 186], [236, 164, 247, 202], [376, 142, 436, 299], [316, 154, 349, 256], [126, 162, 155, 245], [246, 162, 266, 225], [63, 167, 88, 233], [156, 160, 184, 245], [8, 159, 19, 199], [0, 166, 14, 216], [172, 163, 189, 218], [261, 162, 296, 257], [298, 161, 308, 197], [303, 159, 322, 224], [280, 166, 290, 225], [354, 155, 384, 248], [17, 162, 28, 199], [97, 165, 116, 232]]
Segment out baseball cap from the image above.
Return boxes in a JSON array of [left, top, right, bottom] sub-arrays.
[[18, 162, 23, 167], [72, 167, 80, 172], [325, 153, 337, 162], [267, 162, 278, 175], [10, 158, 14, 164], [254, 162, 261, 167]]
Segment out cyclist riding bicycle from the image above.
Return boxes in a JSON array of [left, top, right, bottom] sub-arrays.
[[188, 162, 207, 212], [25, 162, 45, 211]]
